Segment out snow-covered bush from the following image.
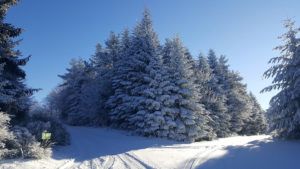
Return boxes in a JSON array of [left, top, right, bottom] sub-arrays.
[[0, 112, 17, 159], [26, 114, 70, 146], [0, 113, 53, 160], [12, 126, 52, 159]]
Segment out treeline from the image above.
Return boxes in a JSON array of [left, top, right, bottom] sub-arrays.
[[48, 10, 267, 142]]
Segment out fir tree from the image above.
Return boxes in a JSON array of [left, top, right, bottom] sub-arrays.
[[58, 59, 92, 125], [242, 92, 267, 135], [0, 0, 36, 123], [115, 9, 170, 134], [225, 70, 251, 134], [90, 33, 121, 125], [106, 29, 135, 128], [206, 50, 231, 137], [261, 20, 300, 138], [162, 37, 214, 141]]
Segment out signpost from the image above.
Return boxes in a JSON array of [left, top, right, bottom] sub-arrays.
[[41, 130, 52, 147]]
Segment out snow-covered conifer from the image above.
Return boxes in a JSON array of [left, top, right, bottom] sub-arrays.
[[58, 59, 93, 125], [262, 20, 300, 138], [162, 37, 214, 141], [0, 0, 37, 123], [206, 51, 231, 137], [242, 92, 267, 135]]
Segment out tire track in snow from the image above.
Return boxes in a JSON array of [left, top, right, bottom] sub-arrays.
[[183, 145, 224, 169], [57, 159, 75, 169], [124, 152, 154, 169]]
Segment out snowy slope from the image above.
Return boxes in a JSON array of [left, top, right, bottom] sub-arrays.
[[1, 126, 300, 169]]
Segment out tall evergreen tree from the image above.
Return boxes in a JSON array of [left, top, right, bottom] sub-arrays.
[[0, 0, 36, 123], [262, 20, 300, 138], [90, 32, 121, 125], [225, 70, 251, 134], [242, 92, 267, 135], [206, 50, 231, 137], [106, 29, 134, 128], [162, 37, 214, 141], [58, 59, 92, 125], [109, 10, 175, 136]]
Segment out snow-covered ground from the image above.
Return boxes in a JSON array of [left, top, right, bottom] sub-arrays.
[[1, 126, 300, 169]]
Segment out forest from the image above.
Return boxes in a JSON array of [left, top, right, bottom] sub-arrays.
[[0, 0, 299, 163]]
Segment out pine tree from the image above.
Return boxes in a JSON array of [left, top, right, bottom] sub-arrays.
[[206, 50, 231, 137], [242, 92, 267, 135], [261, 20, 300, 138], [0, 0, 36, 123], [113, 9, 169, 134], [90, 33, 121, 125], [225, 70, 251, 134], [195, 54, 212, 111], [58, 59, 92, 125], [162, 37, 214, 141]]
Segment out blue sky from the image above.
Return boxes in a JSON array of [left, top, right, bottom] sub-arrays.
[[6, 0, 300, 109]]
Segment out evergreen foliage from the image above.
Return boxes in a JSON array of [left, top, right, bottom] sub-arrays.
[[48, 9, 267, 141], [262, 20, 300, 138], [0, 0, 37, 124]]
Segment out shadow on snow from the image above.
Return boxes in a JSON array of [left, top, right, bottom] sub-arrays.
[[195, 137, 300, 169], [51, 125, 180, 162]]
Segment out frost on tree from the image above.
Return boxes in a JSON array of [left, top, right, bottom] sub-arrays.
[[205, 50, 231, 137], [90, 32, 120, 125], [162, 38, 214, 141], [108, 10, 179, 139], [106, 29, 135, 128], [241, 92, 267, 135], [58, 59, 95, 125], [262, 20, 300, 138]]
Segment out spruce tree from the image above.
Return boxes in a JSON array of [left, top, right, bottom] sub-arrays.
[[58, 59, 92, 125], [242, 92, 267, 135], [225, 70, 251, 134], [90, 32, 120, 125], [0, 0, 36, 123], [262, 20, 300, 138], [106, 29, 134, 128], [162, 37, 214, 141], [116, 9, 172, 135], [206, 50, 231, 137]]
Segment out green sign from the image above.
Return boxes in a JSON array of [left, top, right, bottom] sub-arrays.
[[42, 132, 52, 140]]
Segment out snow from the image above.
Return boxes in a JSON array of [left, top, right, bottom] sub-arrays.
[[1, 126, 300, 169]]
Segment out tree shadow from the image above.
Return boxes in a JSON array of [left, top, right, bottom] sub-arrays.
[[195, 137, 300, 169], [51, 126, 180, 162]]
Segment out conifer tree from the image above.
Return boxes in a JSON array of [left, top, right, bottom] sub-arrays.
[[106, 29, 134, 128], [162, 38, 214, 141], [225, 70, 251, 134], [262, 20, 300, 138], [206, 50, 231, 137], [90, 32, 120, 125], [58, 59, 92, 125], [0, 0, 36, 123], [242, 92, 267, 135], [114, 9, 172, 135]]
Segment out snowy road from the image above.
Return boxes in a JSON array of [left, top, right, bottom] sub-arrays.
[[1, 126, 300, 169]]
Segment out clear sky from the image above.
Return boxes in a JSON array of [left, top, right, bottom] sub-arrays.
[[5, 0, 300, 109]]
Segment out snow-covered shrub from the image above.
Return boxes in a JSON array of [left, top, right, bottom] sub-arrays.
[[12, 126, 52, 159], [26, 114, 70, 146], [0, 112, 18, 159]]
